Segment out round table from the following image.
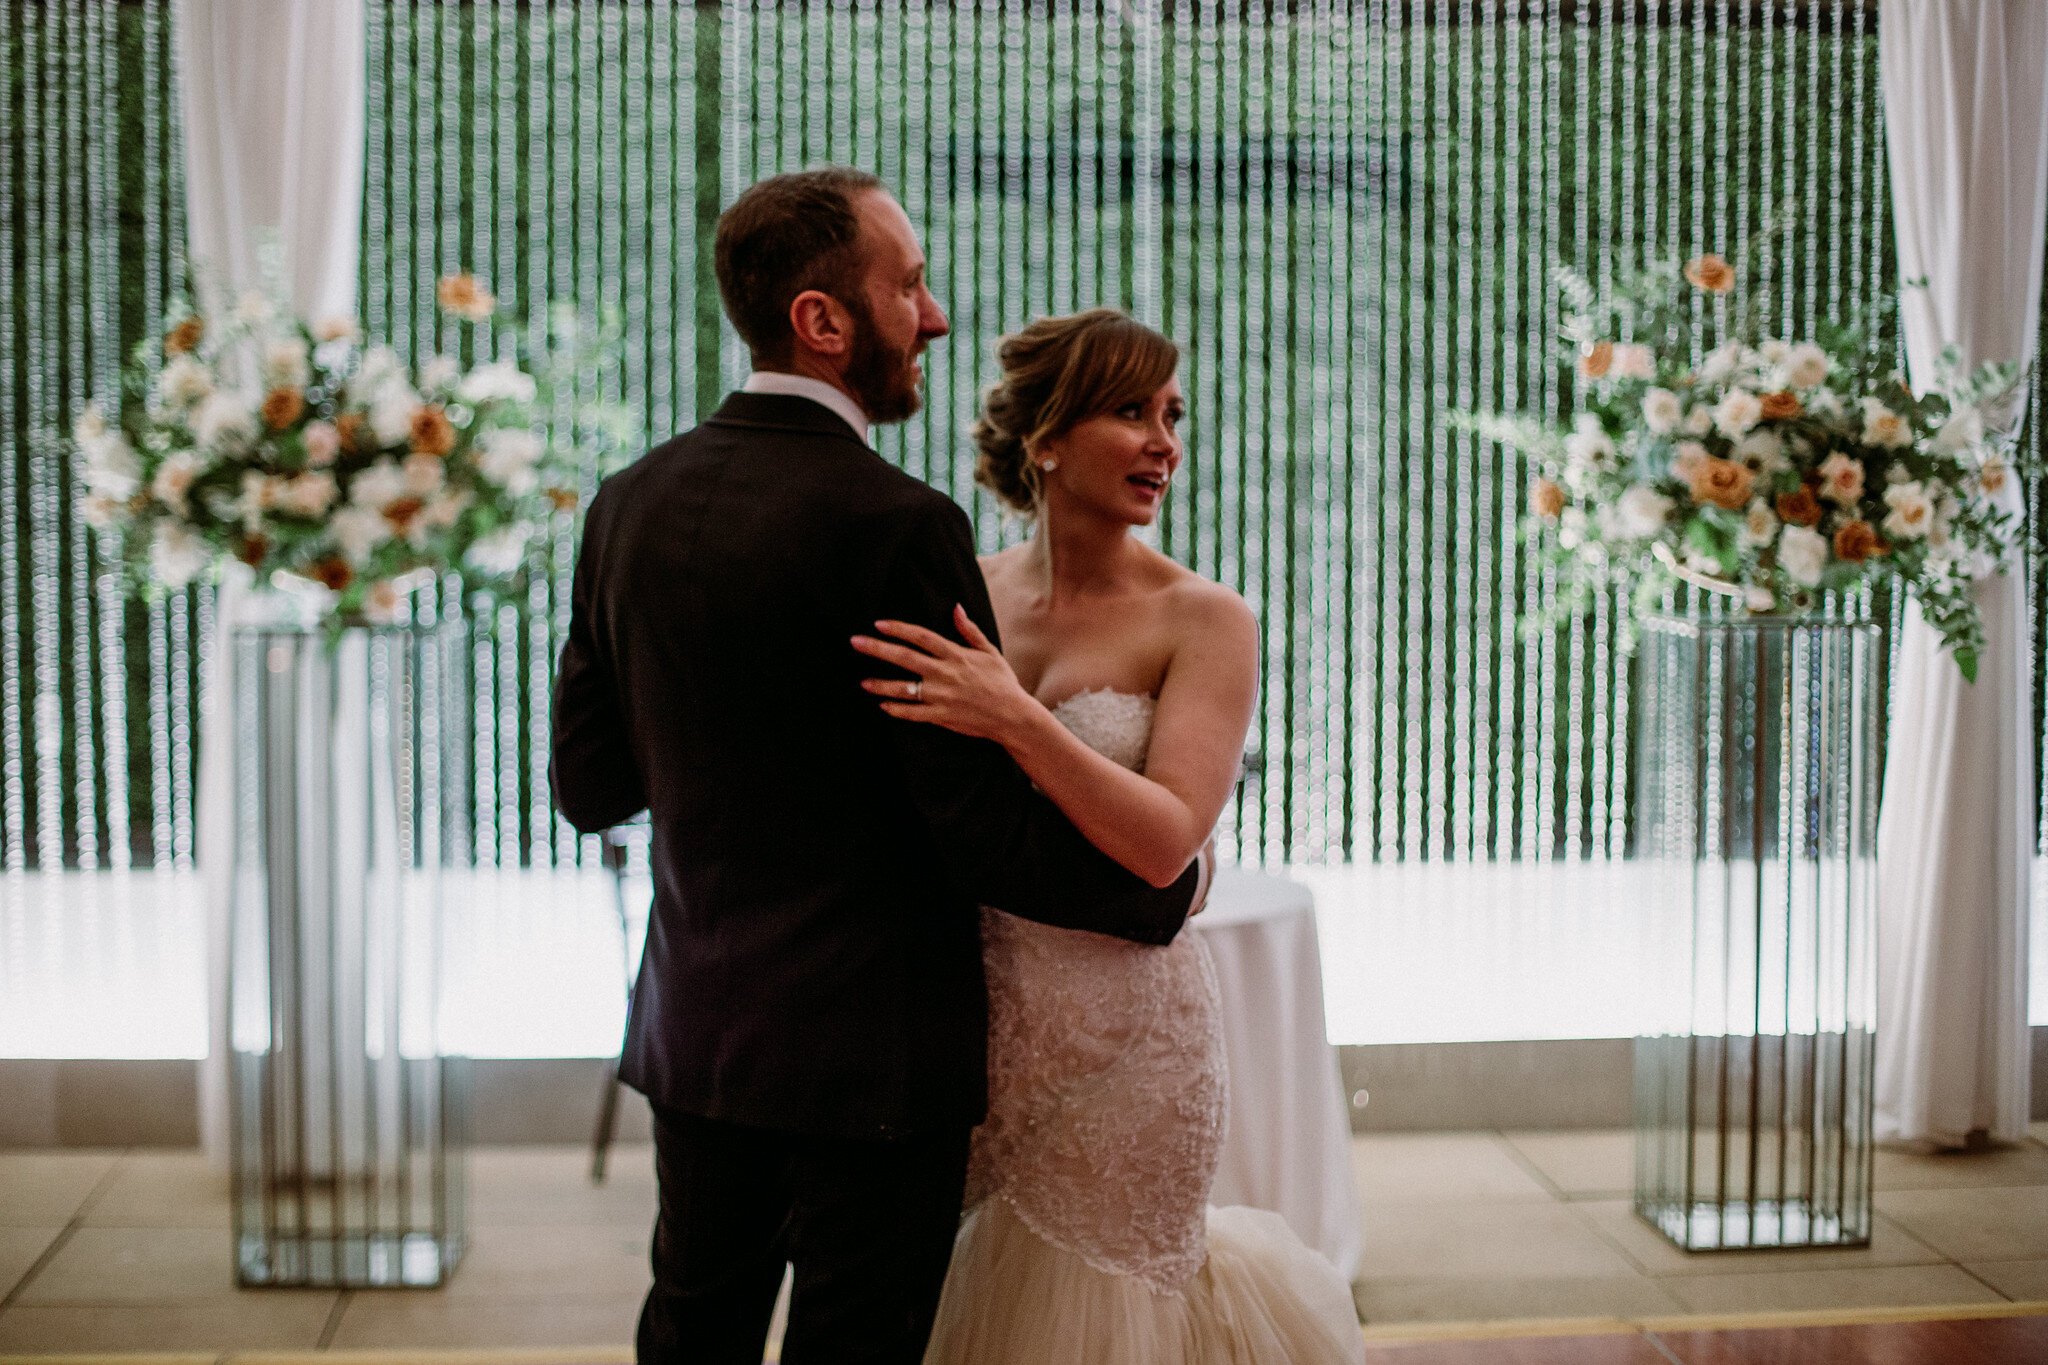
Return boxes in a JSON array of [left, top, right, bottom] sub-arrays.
[[1192, 866, 1363, 1280]]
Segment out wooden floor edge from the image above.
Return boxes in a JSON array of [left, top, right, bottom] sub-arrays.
[[1632, 1299, 2048, 1333], [1358, 1299, 2048, 1345], [1359, 1316, 1639, 1342], [5, 1304, 2046, 1362]]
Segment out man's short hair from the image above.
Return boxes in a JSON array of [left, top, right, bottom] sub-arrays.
[[714, 166, 885, 367]]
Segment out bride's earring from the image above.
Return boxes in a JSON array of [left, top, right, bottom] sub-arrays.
[[1040, 459, 1058, 472]]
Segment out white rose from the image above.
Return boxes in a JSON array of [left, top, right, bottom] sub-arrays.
[[1758, 339, 1791, 365], [302, 421, 341, 467], [1807, 387, 1844, 419], [362, 579, 405, 625], [1740, 499, 1779, 548], [475, 427, 544, 490], [1612, 344, 1657, 380], [419, 355, 462, 394], [422, 489, 473, 529], [1881, 480, 1934, 540], [1557, 507, 1589, 550], [348, 460, 409, 511], [1743, 584, 1776, 613], [1615, 484, 1674, 539], [1641, 387, 1682, 434], [1733, 428, 1785, 474], [156, 354, 213, 408], [1971, 455, 2023, 516], [1684, 405, 1716, 436], [190, 391, 258, 452], [457, 360, 538, 407], [354, 345, 407, 399], [261, 338, 311, 390], [1778, 524, 1829, 587], [1713, 388, 1763, 439], [329, 506, 390, 563], [313, 315, 360, 343], [369, 386, 423, 449], [1701, 341, 1746, 384], [234, 290, 274, 326], [466, 524, 532, 576], [80, 431, 142, 499], [1817, 451, 1866, 505], [150, 450, 205, 513], [402, 451, 447, 497], [80, 493, 126, 529], [149, 522, 211, 588], [1860, 397, 1912, 449], [1928, 406, 1984, 457], [72, 406, 107, 443], [277, 472, 338, 518], [236, 471, 284, 525], [1785, 343, 1830, 389]]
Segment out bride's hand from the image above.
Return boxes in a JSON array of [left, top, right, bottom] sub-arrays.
[[854, 605, 1039, 744]]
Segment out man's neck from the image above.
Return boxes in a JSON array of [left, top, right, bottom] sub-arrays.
[[757, 356, 863, 413], [742, 363, 870, 439]]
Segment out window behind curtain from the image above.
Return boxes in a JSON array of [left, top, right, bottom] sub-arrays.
[[8, 1, 2044, 880]]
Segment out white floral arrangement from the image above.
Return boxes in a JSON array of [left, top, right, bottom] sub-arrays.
[[1462, 249, 2028, 681], [71, 273, 619, 624]]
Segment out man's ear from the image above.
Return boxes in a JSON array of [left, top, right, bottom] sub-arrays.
[[788, 289, 852, 360]]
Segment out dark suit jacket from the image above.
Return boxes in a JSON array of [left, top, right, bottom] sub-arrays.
[[550, 391, 1199, 1140]]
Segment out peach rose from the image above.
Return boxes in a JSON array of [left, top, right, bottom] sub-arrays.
[[436, 273, 497, 322], [1758, 390, 1801, 421], [164, 316, 204, 355], [545, 486, 580, 514], [381, 496, 427, 535], [261, 386, 306, 431], [1577, 342, 1614, 380], [308, 557, 354, 592], [409, 405, 456, 458], [1530, 478, 1566, 520], [1683, 254, 1735, 293], [1831, 519, 1885, 563], [1774, 486, 1823, 527], [335, 411, 367, 454], [235, 533, 270, 568], [1682, 457, 1755, 512]]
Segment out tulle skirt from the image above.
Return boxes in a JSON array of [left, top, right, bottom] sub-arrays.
[[923, 1199, 1365, 1364]]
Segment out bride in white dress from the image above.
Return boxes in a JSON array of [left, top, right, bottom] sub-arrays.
[[852, 309, 1364, 1364]]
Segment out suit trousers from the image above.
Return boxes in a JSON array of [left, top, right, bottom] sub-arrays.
[[637, 1103, 971, 1365]]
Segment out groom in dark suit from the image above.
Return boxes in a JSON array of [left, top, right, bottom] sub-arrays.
[[550, 167, 1205, 1365]]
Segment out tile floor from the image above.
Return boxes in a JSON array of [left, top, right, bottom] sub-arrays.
[[0, 1124, 2044, 1355]]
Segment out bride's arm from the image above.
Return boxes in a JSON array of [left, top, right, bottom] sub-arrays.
[[852, 590, 1257, 888]]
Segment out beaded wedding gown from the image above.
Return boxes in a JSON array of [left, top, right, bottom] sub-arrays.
[[923, 690, 1365, 1365]]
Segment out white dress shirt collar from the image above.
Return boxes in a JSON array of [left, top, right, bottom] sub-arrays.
[[740, 371, 870, 442]]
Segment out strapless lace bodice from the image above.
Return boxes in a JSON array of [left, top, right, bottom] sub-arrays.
[[966, 691, 1227, 1296]]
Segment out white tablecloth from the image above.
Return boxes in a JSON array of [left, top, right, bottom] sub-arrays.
[[1192, 867, 1363, 1281]]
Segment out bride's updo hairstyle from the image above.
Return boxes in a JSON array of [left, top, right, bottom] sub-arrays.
[[973, 309, 1179, 516]]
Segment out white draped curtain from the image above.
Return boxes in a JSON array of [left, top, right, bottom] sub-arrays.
[[176, 0, 367, 1163], [1875, 0, 2048, 1148]]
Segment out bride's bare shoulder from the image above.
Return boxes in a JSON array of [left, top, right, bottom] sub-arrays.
[[977, 543, 1029, 579], [1145, 551, 1256, 648]]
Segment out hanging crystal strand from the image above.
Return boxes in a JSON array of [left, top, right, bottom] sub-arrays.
[[1046, 0, 1072, 313], [1446, 0, 1474, 860], [1000, 0, 1025, 353], [0, 2, 23, 871], [1157, 0, 1190, 563], [1518, 4, 1551, 861], [27, 2, 65, 869], [168, 589, 194, 867], [1236, 0, 1267, 855], [1357, 0, 1386, 860], [1300, 0, 1329, 856], [60, 3, 98, 871], [89, 0, 129, 869], [1268, 0, 1296, 859], [899, 0, 930, 481], [941, 0, 971, 502], [877, 0, 902, 192]]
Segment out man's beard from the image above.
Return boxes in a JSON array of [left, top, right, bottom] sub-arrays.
[[840, 296, 924, 424]]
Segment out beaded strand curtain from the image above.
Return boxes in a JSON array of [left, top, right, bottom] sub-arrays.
[[8, 1, 2044, 880]]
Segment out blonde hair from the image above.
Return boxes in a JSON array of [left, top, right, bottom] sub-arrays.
[[972, 309, 1180, 515]]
